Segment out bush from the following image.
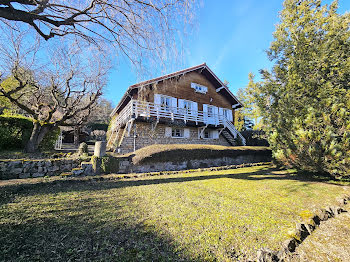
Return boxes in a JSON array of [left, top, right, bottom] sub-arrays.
[[78, 142, 89, 156], [91, 155, 119, 174], [90, 130, 106, 141], [0, 115, 59, 151], [241, 130, 269, 146], [0, 115, 33, 150], [39, 127, 60, 151]]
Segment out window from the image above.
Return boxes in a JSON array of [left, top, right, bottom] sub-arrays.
[[183, 100, 192, 114], [204, 130, 212, 139], [207, 106, 214, 117], [172, 128, 184, 138], [191, 83, 208, 94], [199, 129, 219, 139], [160, 96, 171, 111], [223, 109, 229, 118]]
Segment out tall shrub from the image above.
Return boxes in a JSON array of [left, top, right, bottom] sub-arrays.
[[0, 115, 59, 151], [255, 0, 350, 177], [0, 115, 33, 150]]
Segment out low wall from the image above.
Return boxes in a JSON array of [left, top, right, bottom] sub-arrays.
[[0, 158, 81, 180], [118, 153, 271, 174]]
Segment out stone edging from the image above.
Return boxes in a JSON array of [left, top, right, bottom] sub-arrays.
[[256, 195, 350, 262], [81, 161, 272, 180]]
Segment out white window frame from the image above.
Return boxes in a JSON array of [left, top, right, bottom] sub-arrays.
[[160, 95, 172, 111], [191, 82, 208, 94], [171, 128, 184, 138], [223, 108, 230, 118], [183, 100, 192, 115], [204, 130, 212, 139], [207, 105, 214, 118]]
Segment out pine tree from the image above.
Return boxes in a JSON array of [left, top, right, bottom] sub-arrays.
[[256, 0, 350, 177]]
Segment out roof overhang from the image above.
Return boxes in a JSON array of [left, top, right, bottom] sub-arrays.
[[110, 63, 243, 117]]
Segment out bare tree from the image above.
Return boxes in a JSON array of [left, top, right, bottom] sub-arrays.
[[0, 29, 109, 152], [0, 0, 196, 74]]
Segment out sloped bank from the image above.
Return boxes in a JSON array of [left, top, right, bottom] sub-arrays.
[[256, 195, 350, 262], [96, 145, 272, 174]]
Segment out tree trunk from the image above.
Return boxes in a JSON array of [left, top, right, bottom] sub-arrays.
[[25, 122, 52, 153]]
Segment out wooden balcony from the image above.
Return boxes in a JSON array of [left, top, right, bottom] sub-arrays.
[[109, 99, 246, 146]]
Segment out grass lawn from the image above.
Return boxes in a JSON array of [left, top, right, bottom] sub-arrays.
[[0, 165, 349, 261]]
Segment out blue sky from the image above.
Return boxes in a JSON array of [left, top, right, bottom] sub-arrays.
[[105, 0, 350, 106]]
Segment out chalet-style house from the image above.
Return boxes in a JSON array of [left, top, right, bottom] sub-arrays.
[[107, 63, 246, 153]]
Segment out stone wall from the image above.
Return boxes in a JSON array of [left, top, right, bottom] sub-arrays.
[[118, 153, 271, 174], [119, 122, 231, 153], [0, 158, 81, 180]]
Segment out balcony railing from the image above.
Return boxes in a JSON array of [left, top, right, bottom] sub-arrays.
[[111, 99, 246, 145]]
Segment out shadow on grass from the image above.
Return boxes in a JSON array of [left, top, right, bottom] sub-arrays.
[[0, 192, 192, 262], [0, 166, 347, 206], [0, 166, 347, 261]]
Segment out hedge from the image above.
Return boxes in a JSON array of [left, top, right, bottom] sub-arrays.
[[0, 115, 59, 151]]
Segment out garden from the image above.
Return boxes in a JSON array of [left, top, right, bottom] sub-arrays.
[[0, 165, 349, 261]]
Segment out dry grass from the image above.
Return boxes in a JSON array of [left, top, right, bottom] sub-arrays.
[[117, 144, 271, 164], [290, 212, 350, 261], [0, 165, 349, 261]]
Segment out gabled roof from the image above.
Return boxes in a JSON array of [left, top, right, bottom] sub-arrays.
[[111, 63, 242, 116]]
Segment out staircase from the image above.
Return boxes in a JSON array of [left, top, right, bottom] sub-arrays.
[[222, 118, 246, 146]]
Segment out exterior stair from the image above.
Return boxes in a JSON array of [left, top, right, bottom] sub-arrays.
[[222, 118, 246, 146], [221, 130, 237, 146]]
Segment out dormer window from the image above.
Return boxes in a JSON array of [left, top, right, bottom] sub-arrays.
[[191, 83, 208, 94]]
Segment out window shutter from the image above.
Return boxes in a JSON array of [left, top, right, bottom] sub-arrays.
[[178, 99, 184, 108], [171, 97, 177, 113], [184, 128, 190, 138], [213, 106, 219, 125], [203, 104, 208, 123], [203, 104, 208, 113], [213, 130, 219, 139], [165, 127, 172, 137], [218, 107, 223, 123], [192, 102, 198, 116], [228, 109, 233, 121], [218, 107, 223, 116], [154, 94, 161, 105]]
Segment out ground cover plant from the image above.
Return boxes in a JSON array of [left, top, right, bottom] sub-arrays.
[[0, 165, 349, 261]]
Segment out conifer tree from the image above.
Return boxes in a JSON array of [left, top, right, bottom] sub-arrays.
[[255, 0, 350, 177]]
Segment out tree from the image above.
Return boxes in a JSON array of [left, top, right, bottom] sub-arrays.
[[255, 0, 350, 177], [236, 73, 263, 130], [0, 0, 196, 73], [86, 98, 113, 125], [0, 30, 108, 152]]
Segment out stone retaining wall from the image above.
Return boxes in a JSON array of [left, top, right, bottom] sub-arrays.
[[118, 153, 271, 173], [0, 158, 81, 180]]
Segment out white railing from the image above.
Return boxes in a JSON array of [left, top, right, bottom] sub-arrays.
[[110, 99, 246, 145], [54, 132, 63, 150], [224, 118, 246, 145], [131, 99, 226, 126], [111, 101, 134, 130]]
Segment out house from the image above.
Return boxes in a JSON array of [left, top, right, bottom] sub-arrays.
[[107, 63, 246, 153]]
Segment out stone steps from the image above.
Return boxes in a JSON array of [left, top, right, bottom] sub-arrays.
[[61, 161, 93, 177]]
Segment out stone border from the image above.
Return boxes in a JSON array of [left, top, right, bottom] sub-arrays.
[[256, 195, 350, 262], [76, 161, 272, 180]]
